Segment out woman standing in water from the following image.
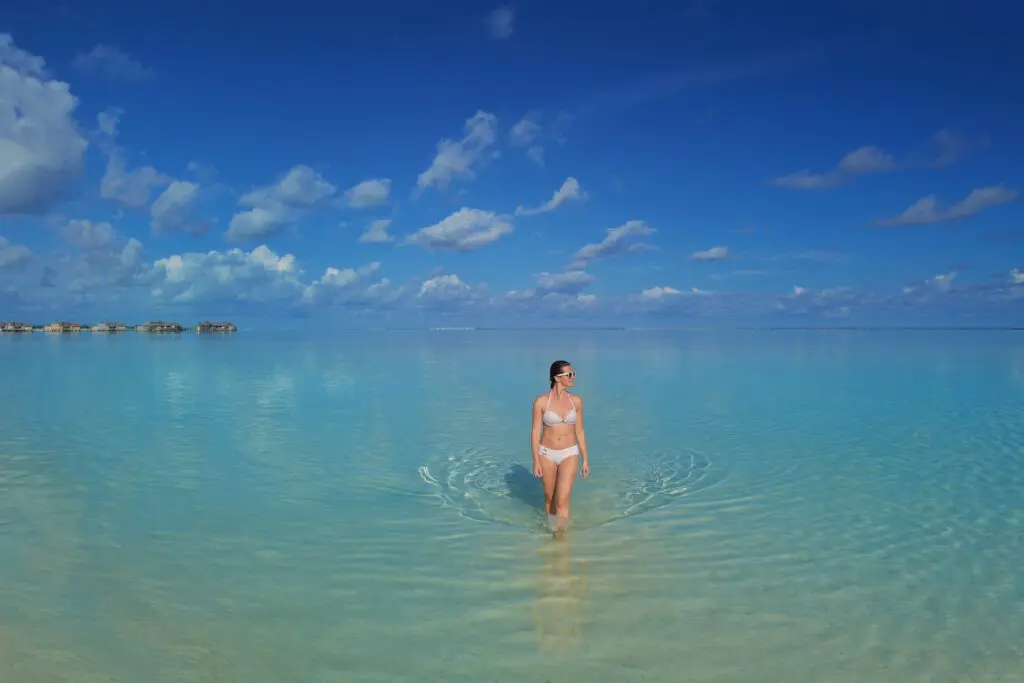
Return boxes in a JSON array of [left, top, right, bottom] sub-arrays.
[[531, 360, 589, 536]]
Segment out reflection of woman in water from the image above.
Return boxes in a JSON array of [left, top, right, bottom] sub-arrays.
[[532, 538, 589, 656], [531, 360, 589, 537]]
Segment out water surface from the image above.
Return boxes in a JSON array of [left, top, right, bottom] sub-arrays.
[[1, 329, 1022, 681]]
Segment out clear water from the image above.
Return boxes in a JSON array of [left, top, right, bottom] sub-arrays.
[[1, 329, 1022, 682]]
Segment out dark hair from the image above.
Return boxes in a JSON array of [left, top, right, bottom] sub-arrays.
[[549, 360, 571, 388]]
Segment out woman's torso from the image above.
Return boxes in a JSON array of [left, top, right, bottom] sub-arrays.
[[539, 391, 578, 449]]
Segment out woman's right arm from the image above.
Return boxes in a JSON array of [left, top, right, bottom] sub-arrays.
[[530, 397, 543, 474]]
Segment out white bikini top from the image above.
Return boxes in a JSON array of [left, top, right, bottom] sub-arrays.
[[542, 391, 577, 427]]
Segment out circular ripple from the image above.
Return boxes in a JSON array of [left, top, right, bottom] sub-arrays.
[[418, 444, 728, 532]]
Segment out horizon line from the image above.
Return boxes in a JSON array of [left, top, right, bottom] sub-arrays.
[[7, 325, 1022, 333]]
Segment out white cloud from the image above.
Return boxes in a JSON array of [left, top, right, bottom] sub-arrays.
[[510, 113, 544, 165], [770, 145, 896, 189], [776, 285, 868, 316], [29, 222, 147, 305], [494, 269, 596, 312], [97, 107, 121, 136], [510, 115, 541, 146], [359, 218, 393, 244], [690, 245, 729, 261], [1011, 269, 1024, 285], [93, 108, 183, 215], [0, 235, 32, 268], [535, 269, 594, 294], [570, 219, 655, 268], [100, 151, 171, 209], [0, 34, 89, 216], [515, 177, 586, 216], [62, 219, 117, 250], [415, 111, 498, 193], [641, 286, 681, 299], [344, 178, 391, 208], [926, 271, 957, 292], [876, 185, 1018, 227], [150, 180, 207, 236], [487, 6, 515, 39], [415, 273, 488, 310], [302, 262, 399, 308], [72, 45, 155, 82], [227, 165, 337, 241], [142, 244, 304, 304], [419, 273, 470, 299], [405, 207, 513, 251]]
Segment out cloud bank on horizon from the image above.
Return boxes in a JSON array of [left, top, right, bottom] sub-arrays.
[[0, 1, 1021, 326]]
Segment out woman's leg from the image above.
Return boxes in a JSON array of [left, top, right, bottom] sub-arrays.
[[553, 454, 580, 525], [539, 452, 559, 516]]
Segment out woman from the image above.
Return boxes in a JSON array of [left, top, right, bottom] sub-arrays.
[[531, 360, 589, 536]]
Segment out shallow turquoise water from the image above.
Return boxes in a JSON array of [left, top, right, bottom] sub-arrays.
[[1, 329, 1022, 682]]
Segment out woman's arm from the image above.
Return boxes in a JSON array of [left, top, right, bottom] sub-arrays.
[[573, 395, 589, 475], [531, 397, 544, 474]]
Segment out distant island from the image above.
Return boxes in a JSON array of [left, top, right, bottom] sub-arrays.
[[0, 321, 237, 333]]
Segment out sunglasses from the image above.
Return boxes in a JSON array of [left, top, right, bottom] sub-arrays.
[[556, 371, 576, 379]]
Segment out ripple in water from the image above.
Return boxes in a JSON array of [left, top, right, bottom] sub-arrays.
[[418, 445, 727, 531]]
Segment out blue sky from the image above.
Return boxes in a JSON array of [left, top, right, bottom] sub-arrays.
[[1, 0, 1021, 327]]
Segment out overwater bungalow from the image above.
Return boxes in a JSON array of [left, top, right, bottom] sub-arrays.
[[92, 322, 129, 332], [196, 320, 237, 333], [137, 321, 184, 333], [43, 321, 82, 333], [0, 321, 34, 333]]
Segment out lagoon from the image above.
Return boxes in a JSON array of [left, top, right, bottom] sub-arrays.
[[1, 329, 1022, 682]]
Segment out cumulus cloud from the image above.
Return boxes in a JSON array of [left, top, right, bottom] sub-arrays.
[[875, 185, 1018, 227], [0, 235, 32, 268], [302, 262, 400, 308], [570, 219, 655, 268], [415, 273, 488, 311], [415, 111, 498, 193], [142, 244, 304, 305], [928, 129, 988, 169], [30, 221, 147, 306], [100, 152, 170, 209], [640, 286, 682, 299], [0, 34, 89, 216], [494, 269, 598, 314], [770, 145, 896, 189], [97, 107, 121, 136], [514, 177, 586, 216], [62, 219, 117, 250], [419, 273, 470, 299], [487, 6, 515, 39], [510, 112, 544, 165], [535, 270, 594, 294], [228, 165, 337, 241], [150, 181, 208, 236], [93, 107, 186, 217], [776, 284, 868, 317], [344, 178, 391, 208], [690, 245, 729, 261], [359, 218, 393, 244], [405, 207, 513, 251], [72, 45, 155, 82], [925, 271, 957, 292], [114, 242, 398, 311]]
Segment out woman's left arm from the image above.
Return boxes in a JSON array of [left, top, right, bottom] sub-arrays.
[[574, 395, 589, 477]]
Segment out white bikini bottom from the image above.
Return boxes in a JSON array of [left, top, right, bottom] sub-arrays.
[[538, 444, 580, 466]]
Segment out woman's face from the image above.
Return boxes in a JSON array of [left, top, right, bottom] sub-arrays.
[[555, 366, 575, 387]]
